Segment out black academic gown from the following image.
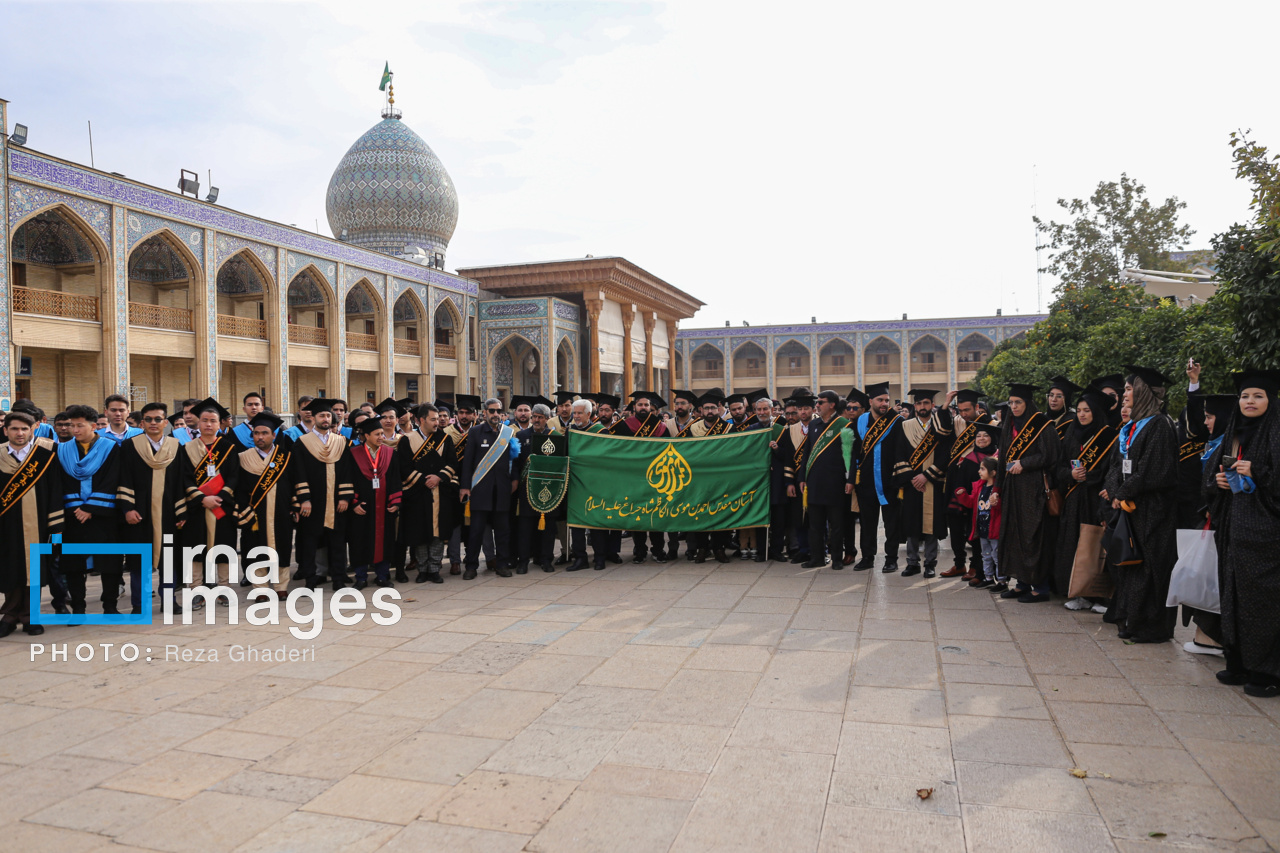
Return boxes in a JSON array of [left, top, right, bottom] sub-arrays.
[[515, 427, 567, 521], [996, 411, 1061, 589], [1176, 393, 1209, 529], [235, 443, 301, 569], [345, 444, 403, 566], [897, 411, 955, 539], [800, 416, 850, 507], [58, 437, 122, 547], [1104, 414, 1179, 641], [1053, 422, 1115, 596], [292, 432, 354, 540], [0, 439, 64, 587], [399, 430, 458, 544], [177, 436, 242, 560], [116, 435, 184, 569], [850, 412, 909, 543]]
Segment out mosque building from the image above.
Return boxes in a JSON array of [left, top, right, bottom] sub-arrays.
[[0, 95, 1041, 418]]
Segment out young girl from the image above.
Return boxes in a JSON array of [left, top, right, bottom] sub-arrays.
[[957, 456, 1004, 589]]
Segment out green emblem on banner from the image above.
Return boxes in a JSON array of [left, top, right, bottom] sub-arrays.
[[526, 454, 570, 530], [568, 430, 772, 532]]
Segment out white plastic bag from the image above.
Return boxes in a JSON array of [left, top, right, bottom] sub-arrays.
[[1166, 528, 1219, 613]]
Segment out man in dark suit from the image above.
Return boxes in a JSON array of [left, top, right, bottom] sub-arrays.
[[460, 398, 520, 580], [800, 390, 851, 569]]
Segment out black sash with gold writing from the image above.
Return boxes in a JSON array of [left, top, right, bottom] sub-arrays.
[[1179, 437, 1206, 462], [193, 439, 236, 488], [704, 419, 730, 437], [1053, 413, 1072, 439], [908, 429, 939, 471], [948, 415, 990, 467], [861, 413, 901, 463], [248, 447, 290, 512], [1065, 426, 1117, 497], [415, 431, 446, 462], [631, 413, 662, 437], [1005, 412, 1048, 462], [673, 418, 696, 437], [0, 444, 55, 517]]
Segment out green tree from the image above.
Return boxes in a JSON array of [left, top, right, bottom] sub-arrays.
[[1034, 174, 1197, 293]]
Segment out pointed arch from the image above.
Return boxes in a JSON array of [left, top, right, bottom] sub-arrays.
[[957, 332, 995, 370], [774, 338, 811, 381], [732, 340, 766, 359], [11, 203, 109, 264], [732, 340, 767, 381], [555, 334, 576, 392], [128, 227, 201, 281], [819, 337, 856, 378], [863, 335, 901, 375], [909, 333, 947, 375], [216, 247, 273, 298], [288, 264, 337, 310], [344, 277, 385, 317], [490, 331, 542, 398]]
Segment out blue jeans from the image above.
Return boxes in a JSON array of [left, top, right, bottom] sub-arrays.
[[980, 537, 1003, 581]]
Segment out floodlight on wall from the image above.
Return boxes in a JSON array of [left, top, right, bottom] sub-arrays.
[[177, 169, 200, 198], [9, 124, 28, 146], [339, 228, 349, 241], [205, 187, 219, 203]]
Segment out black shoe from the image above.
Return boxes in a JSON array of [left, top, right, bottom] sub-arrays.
[[901, 566, 921, 577], [240, 576, 253, 587], [790, 553, 810, 564], [989, 582, 1008, 593], [415, 571, 429, 583], [52, 602, 70, 615], [541, 564, 555, 573], [567, 558, 588, 572], [376, 578, 394, 588], [594, 562, 606, 571], [754, 552, 767, 563], [1217, 669, 1249, 686], [23, 623, 44, 636], [633, 554, 646, 564], [494, 567, 513, 578], [463, 568, 478, 580], [555, 555, 570, 565], [291, 567, 306, 581], [419, 571, 444, 584], [713, 549, 731, 564], [999, 587, 1024, 599], [881, 562, 897, 573], [800, 559, 829, 569], [1017, 592, 1050, 603], [395, 569, 409, 583], [768, 550, 785, 562], [694, 549, 708, 564], [1244, 683, 1279, 698], [516, 567, 528, 575], [852, 558, 874, 571], [0, 621, 16, 638], [923, 567, 936, 579], [354, 579, 368, 591], [652, 553, 667, 564], [608, 554, 623, 565], [972, 578, 994, 589], [102, 603, 120, 615]]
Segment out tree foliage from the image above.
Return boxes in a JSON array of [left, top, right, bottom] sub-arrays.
[[1034, 174, 1196, 293]]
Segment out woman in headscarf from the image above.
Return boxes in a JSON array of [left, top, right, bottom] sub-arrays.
[[1204, 371, 1280, 697], [1046, 376, 1080, 440], [1181, 393, 1239, 657], [1102, 366, 1179, 642], [996, 383, 1061, 603], [1093, 374, 1125, 428], [1055, 387, 1118, 606]]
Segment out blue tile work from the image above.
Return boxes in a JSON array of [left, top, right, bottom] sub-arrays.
[[0, 121, 9, 399], [127, 211, 203, 260], [287, 251, 336, 289], [112, 207, 129, 393], [9, 182, 111, 250], [552, 299, 579, 322], [325, 118, 458, 259], [204, 228, 217, 394], [481, 299, 546, 319], [9, 149, 476, 295], [276, 249, 289, 406], [214, 233, 275, 269]]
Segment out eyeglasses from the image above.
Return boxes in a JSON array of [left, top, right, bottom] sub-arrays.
[[141, 416, 166, 423]]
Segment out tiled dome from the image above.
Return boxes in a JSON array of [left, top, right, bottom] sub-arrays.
[[325, 116, 458, 259]]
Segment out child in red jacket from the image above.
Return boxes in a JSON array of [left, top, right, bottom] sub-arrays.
[[955, 456, 1005, 590]]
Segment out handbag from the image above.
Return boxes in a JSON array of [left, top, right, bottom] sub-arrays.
[[1044, 473, 1063, 517], [1166, 528, 1220, 613], [1069, 523, 1113, 598], [1106, 508, 1143, 566]]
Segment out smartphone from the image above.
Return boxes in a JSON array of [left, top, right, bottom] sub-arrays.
[[1006, 463, 1015, 472], [1071, 459, 1082, 468]]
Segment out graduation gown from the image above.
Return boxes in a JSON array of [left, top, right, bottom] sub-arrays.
[[398, 429, 458, 544], [944, 416, 992, 519], [346, 443, 402, 565], [1105, 415, 1179, 640], [897, 411, 955, 539], [444, 423, 472, 525], [178, 436, 241, 557], [1205, 412, 1280, 679], [851, 413, 908, 530], [801, 415, 852, 507], [1053, 422, 1116, 596], [293, 432, 353, 537], [996, 411, 1060, 588], [617, 413, 670, 438], [1176, 393, 1209, 528], [117, 434, 183, 569], [57, 436, 121, 546], [0, 439, 64, 586], [235, 443, 302, 567]]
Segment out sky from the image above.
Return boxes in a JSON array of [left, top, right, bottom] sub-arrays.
[[4, 0, 1277, 328]]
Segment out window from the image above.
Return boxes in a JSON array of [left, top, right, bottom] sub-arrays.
[[315, 312, 325, 329], [876, 354, 889, 367], [968, 350, 982, 364], [831, 355, 845, 368], [704, 359, 721, 371], [921, 352, 935, 367], [406, 327, 418, 341], [364, 319, 376, 336], [746, 358, 760, 370], [788, 357, 803, 370]]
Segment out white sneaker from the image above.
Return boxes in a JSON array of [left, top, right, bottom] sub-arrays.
[[1183, 640, 1224, 656], [1090, 604, 1108, 614], [1064, 597, 1091, 611]]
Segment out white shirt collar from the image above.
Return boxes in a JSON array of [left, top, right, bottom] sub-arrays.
[[7, 442, 33, 462], [147, 435, 164, 452], [256, 446, 272, 459]]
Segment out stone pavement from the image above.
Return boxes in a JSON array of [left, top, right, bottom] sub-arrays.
[[1, 555, 1278, 852]]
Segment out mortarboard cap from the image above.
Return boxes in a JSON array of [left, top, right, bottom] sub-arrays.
[[553, 391, 578, 404], [670, 389, 698, 405], [846, 388, 871, 409], [191, 397, 231, 420], [1075, 387, 1112, 419], [373, 397, 400, 416], [356, 416, 386, 436], [248, 412, 284, 432], [395, 397, 415, 413], [907, 388, 938, 404], [1048, 375, 1082, 397], [1007, 383, 1037, 403], [629, 390, 666, 408], [510, 395, 535, 409], [865, 381, 891, 400], [1233, 369, 1280, 397], [744, 388, 772, 406], [167, 412, 186, 428], [955, 388, 985, 406], [1124, 365, 1173, 389], [454, 394, 482, 412], [304, 398, 341, 415], [432, 398, 452, 411], [791, 392, 816, 408], [596, 393, 621, 410], [973, 421, 1002, 440], [696, 392, 725, 408], [1094, 374, 1125, 394]]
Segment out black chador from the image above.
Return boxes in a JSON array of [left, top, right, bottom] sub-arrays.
[[235, 428, 301, 592], [117, 432, 183, 601], [0, 437, 63, 632]]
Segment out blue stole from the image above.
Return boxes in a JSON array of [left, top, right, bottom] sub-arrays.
[[284, 425, 306, 442], [1201, 435, 1224, 470], [58, 438, 116, 509], [340, 426, 353, 439], [96, 426, 143, 443], [232, 422, 254, 447], [857, 411, 900, 506], [472, 424, 514, 487], [1119, 416, 1154, 460], [33, 423, 55, 439]]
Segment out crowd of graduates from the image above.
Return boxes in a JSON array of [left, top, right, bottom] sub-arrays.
[[0, 369, 1276, 700]]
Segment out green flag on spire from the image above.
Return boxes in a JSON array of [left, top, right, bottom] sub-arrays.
[[379, 62, 392, 92]]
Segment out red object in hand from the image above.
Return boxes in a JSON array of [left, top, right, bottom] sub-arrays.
[[198, 474, 226, 519]]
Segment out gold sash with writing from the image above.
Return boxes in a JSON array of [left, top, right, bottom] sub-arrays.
[[907, 425, 939, 471], [1005, 412, 1048, 462], [948, 415, 990, 466], [128, 434, 179, 568], [630, 413, 663, 437], [0, 438, 57, 582], [1065, 427, 1118, 497], [239, 445, 289, 549]]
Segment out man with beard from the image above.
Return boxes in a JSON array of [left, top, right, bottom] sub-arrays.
[[402, 403, 457, 584], [514, 402, 566, 574], [594, 394, 621, 431], [233, 412, 298, 595], [800, 390, 853, 569], [566, 398, 608, 571], [940, 389, 990, 579], [738, 391, 776, 562], [666, 390, 700, 559], [685, 394, 732, 563], [177, 398, 242, 605], [0, 412, 63, 635], [510, 397, 535, 432], [460, 398, 520, 579], [291, 399, 353, 591], [850, 382, 908, 571], [117, 402, 184, 610], [774, 393, 813, 562], [548, 392, 575, 434], [894, 390, 954, 578], [445, 395, 489, 574], [841, 389, 871, 566], [615, 391, 671, 564], [284, 395, 316, 442]]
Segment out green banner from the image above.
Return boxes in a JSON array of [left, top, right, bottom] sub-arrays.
[[567, 429, 771, 532]]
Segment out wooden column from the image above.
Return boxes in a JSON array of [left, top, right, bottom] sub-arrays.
[[665, 318, 678, 396], [643, 312, 656, 392], [585, 296, 603, 393], [621, 303, 635, 397]]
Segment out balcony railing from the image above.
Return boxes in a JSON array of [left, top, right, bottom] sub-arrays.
[[13, 286, 99, 321], [346, 331, 378, 351], [691, 368, 722, 380], [733, 366, 766, 378], [434, 343, 456, 359], [777, 366, 810, 377], [288, 324, 328, 346], [217, 314, 268, 340], [394, 338, 421, 356], [128, 302, 193, 332]]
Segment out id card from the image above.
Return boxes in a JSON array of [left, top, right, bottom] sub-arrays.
[[206, 464, 217, 478], [1122, 459, 1132, 475], [372, 477, 381, 490]]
